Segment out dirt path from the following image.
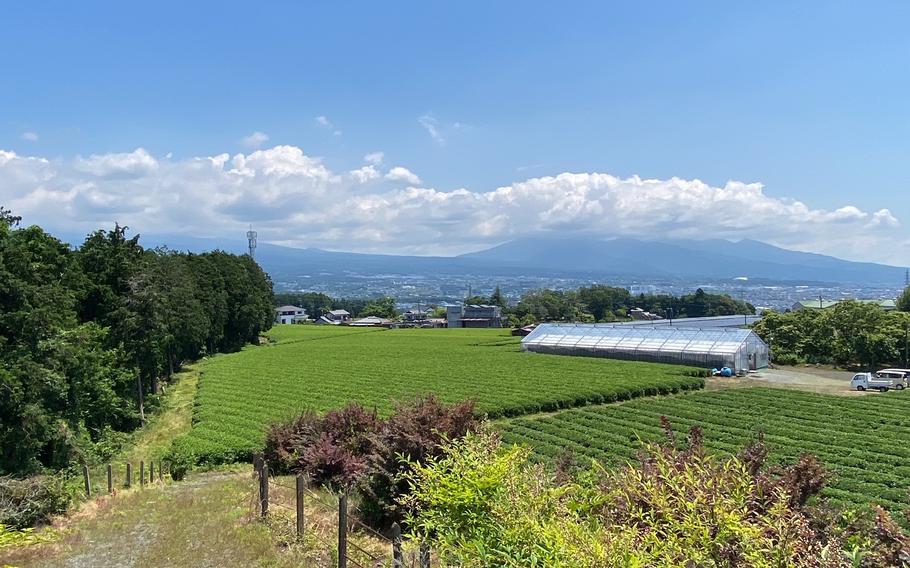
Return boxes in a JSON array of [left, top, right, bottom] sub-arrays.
[[705, 365, 882, 397], [0, 470, 308, 568]]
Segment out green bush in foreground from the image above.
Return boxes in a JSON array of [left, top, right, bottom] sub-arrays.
[[0, 475, 71, 529], [402, 427, 910, 568]]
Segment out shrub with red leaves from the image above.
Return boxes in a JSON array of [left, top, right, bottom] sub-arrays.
[[263, 404, 379, 489], [360, 396, 476, 526], [264, 395, 476, 527]]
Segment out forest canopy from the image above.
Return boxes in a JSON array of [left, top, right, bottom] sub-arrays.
[[0, 208, 273, 475]]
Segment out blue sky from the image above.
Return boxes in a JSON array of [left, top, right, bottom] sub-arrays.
[[2, 1, 909, 263]]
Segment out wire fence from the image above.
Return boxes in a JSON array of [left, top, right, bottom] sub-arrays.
[[79, 459, 167, 498], [252, 456, 434, 568]]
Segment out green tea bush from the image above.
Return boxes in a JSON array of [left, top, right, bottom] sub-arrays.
[[174, 327, 703, 468], [501, 387, 910, 516]]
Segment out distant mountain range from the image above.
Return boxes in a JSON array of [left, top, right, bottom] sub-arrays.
[[460, 236, 907, 284], [57, 232, 907, 285]]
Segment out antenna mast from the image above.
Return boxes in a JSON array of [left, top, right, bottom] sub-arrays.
[[246, 225, 258, 259]]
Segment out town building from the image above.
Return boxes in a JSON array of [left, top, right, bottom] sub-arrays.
[[274, 305, 308, 325], [447, 304, 503, 328]]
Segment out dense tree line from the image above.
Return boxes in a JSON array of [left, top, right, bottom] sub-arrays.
[[753, 301, 910, 369], [506, 285, 753, 326], [277, 285, 753, 326], [0, 209, 273, 475]]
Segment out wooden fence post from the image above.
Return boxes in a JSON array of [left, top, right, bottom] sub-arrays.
[[296, 474, 306, 536], [106, 463, 113, 494], [419, 541, 430, 568], [253, 453, 263, 478], [338, 492, 347, 568], [82, 465, 91, 497], [140, 461, 145, 488], [149, 461, 155, 483], [158, 461, 163, 482], [259, 463, 269, 518], [391, 522, 403, 568], [126, 463, 132, 488]]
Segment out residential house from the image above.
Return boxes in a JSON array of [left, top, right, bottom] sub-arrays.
[[274, 305, 308, 325], [318, 309, 352, 325]]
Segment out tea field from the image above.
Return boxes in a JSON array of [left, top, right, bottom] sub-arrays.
[[501, 387, 910, 514], [172, 326, 703, 465]]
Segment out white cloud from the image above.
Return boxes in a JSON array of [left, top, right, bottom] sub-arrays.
[[21, 131, 39, 142], [349, 165, 380, 184], [418, 114, 444, 144], [241, 131, 270, 149], [73, 148, 158, 178], [315, 116, 341, 137], [364, 151, 384, 165], [1, 144, 907, 263], [385, 166, 421, 185]]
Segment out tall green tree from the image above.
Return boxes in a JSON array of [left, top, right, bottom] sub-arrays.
[[0, 211, 274, 474], [898, 286, 910, 312], [361, 297, 398, 319]]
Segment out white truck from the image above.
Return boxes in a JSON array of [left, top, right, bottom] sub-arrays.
[[851, 372, 894, 392], [876, 368, 910, 389]]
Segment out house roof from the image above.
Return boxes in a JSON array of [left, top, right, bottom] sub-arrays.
[[329, 309, 351, 315], [275, 305, 306, 312], [350, 316, 388, 326]]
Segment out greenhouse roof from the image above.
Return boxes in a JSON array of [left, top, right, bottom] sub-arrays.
[[521, 323, 758, 355]]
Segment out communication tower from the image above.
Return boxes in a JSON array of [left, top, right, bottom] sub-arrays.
[[246, 225, 257, 259]]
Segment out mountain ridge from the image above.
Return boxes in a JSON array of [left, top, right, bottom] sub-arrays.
[[53, 231, 906, 284]]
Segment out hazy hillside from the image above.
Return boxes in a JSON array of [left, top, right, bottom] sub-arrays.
[[59, 231, 906, 284], [461, 236, 906, 283]]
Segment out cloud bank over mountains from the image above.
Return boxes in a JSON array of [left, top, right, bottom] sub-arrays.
[[0, 145, 905, 263]]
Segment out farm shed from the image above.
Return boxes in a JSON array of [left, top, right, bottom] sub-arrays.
[[520, 323, 769, 372]]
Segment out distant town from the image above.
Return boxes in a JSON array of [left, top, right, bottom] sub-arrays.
[[271, 270, 903, 314]]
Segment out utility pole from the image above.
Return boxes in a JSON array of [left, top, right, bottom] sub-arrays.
[[741, 288, 747, 326], [904, 321, 909, 369]]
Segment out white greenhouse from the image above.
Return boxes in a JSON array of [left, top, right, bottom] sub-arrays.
[[520, 323, 769, 372]]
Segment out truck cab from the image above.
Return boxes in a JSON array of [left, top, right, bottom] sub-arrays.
[[851, 372, 893, 392]]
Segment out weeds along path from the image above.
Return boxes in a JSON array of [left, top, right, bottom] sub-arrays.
[[1, 470, 306, 568], [123, 365, 200, 465]]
